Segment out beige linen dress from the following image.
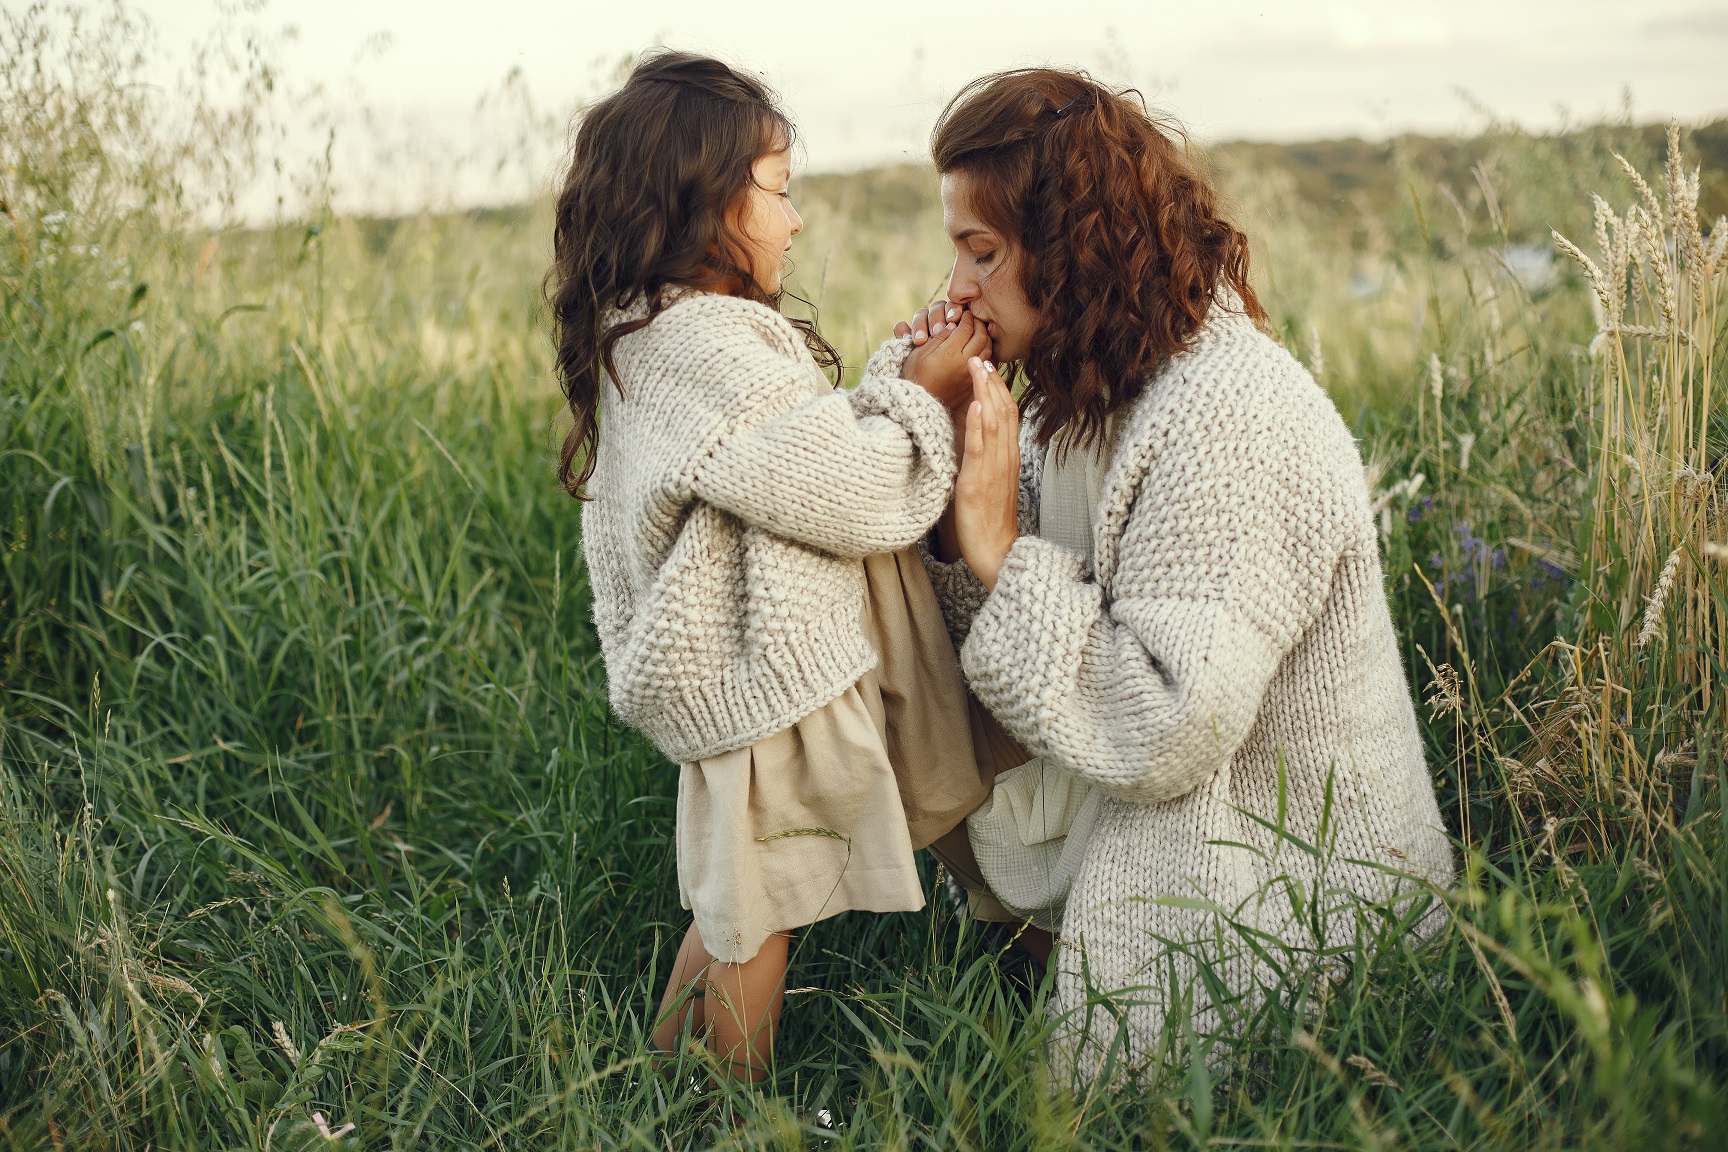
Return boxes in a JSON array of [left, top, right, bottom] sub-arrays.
[[927, 427, 1117, 929], [678, 548, 992, 964]]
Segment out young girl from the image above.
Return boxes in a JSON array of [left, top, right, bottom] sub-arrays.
[[547, 52, 994, 1081]]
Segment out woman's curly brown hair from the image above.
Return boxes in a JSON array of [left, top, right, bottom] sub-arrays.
[[932, 69, 1266, 451], [546, 51, 839, 498]]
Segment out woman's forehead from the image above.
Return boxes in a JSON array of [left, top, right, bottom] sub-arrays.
[[940, 172, 993, 239]]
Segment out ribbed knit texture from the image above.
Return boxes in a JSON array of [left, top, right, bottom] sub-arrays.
[[925, 304, 1454, 1079], [581, 293, 955, 763]]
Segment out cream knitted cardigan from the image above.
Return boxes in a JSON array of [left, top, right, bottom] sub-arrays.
[[924, 303, 1454, 1076], [581, 293, 954, 763]]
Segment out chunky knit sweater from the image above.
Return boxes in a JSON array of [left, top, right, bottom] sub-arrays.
[[581, 293, 955, 763], [924, 303, 1453, 1078]]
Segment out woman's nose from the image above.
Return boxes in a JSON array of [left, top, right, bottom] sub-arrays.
[[946, 259, 977, 303]]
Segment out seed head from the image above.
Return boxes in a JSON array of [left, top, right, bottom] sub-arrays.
[[272, 1020, 302, 1065], [1636, 548, 1682, 649]]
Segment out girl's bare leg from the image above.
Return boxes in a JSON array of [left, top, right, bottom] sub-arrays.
[[652, 923, 715, 1053], [703, 931, 790, 1082]]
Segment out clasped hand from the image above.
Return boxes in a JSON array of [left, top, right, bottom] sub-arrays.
[[895, 302, 1019, 592]]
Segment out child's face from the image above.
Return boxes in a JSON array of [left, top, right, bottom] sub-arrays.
[[940, 170, 1040, 364], [734, 148, 802, 294]]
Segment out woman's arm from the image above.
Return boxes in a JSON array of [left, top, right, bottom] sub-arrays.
[[918, 370, 1041, 645], [958, 375, 1354, 804]]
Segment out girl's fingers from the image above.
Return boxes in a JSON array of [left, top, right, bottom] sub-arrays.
[[964, 400, 984, 461], [894, 320, 911, 339]]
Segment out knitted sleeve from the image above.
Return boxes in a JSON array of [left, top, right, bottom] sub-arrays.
[[958, 370, 1354, 804], [689, 329, 959, 558]]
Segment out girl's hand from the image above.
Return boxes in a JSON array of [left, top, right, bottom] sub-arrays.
[[895, 300, 962, 346], [901, 312, 991, 411], [954, 357, 1019, 591]]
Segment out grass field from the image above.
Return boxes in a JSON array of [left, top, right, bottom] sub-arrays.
[[4, 6, 1728, 1149]]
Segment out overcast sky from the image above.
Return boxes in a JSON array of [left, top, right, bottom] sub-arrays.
[[135, 0, 1728, 211]]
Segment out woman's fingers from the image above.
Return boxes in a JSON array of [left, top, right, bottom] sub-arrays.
[[894, 320, 911, 339], [961, 319, 991, 361], [954, 359, 1020, 592], [967, 358, 1002, 457], [970, 358, 1017, 478], [950, 312, 977, 345], [964, 400, 984, 462]]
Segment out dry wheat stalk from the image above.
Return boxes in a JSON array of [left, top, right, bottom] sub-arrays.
[[1346, 1053, 1401, 1090], [1636, 548, 1681, 649], [271, 1020, 302, 1065]]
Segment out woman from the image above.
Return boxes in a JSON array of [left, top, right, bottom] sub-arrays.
[[899, 70, 1454, 1081]]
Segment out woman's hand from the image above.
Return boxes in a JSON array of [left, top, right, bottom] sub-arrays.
[[900, 311, 991, 412], [954, 357, 1019, 591]]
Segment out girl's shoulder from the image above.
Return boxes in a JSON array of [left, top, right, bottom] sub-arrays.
[[607, 291, 827, 424], [630, 291, 807, 363]]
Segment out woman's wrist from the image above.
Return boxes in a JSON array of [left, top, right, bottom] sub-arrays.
[[932, 505, 963, 563], [966, 534, 1016, 592]]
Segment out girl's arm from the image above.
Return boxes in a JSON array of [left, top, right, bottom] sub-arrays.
[[688, 329, 958, 558]]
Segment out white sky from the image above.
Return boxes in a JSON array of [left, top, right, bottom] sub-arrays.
[[134, 0, 1728, 212]]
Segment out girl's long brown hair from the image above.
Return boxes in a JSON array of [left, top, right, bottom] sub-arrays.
[[932, 69, 1266, 451], [546, 51, 838, 498]]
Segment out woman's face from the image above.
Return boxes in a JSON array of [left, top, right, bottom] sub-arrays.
[[941, 170, 1040, 363], [734, 148, 802, 294]]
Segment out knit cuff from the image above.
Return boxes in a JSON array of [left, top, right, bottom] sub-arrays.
[[960, 535, 1091, 714], [849, 370, 958, 485], [861, 332, 915, 383], [916, 539, 989, 648]]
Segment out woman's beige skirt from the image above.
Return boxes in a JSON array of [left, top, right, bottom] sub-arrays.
[[678, 549, 993, 964]]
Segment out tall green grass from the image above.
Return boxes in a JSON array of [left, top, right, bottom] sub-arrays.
[[4, 5, 1727, 1148]]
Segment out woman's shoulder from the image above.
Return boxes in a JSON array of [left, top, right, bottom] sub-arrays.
[[1149, 306, 1350, 445], [1107, 304, 1365, 514]]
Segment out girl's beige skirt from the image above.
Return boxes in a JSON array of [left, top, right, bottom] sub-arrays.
[[677, 549, 993, 964]]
